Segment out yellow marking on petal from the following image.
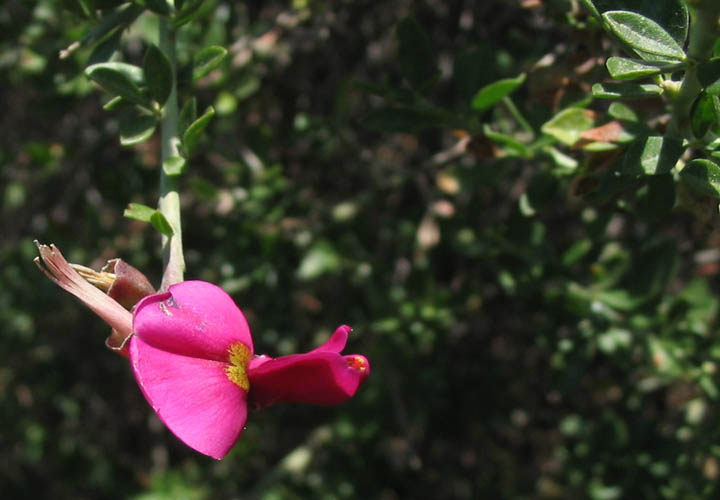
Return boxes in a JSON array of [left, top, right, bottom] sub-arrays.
[[226, 342, 251, 391], [347, 355, 368, 372]]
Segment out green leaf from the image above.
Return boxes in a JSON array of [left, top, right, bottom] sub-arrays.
[[608, 102, 639, 122], [123, 203, 156, 222], [597, 240, 677, 311], [596, 289, 647, 311], [545, 146, 579, 172], [123, 203, 174, 236], [173, 0, 206, 28], [621, 136, 683, 175], [583, 0, 688, 46], [700, 376, 719, 400], [150, 211, 174, 236], [182, 106, 215, 155], [87, 29, 122, 65], [163, 156, 186, 176], [193, 46, 227, 81], [471, 73, 526, 111], [362, 106, 445, 133], [602, 10, 685, 61], [698, 59, 720, 95], [61, 4, 143, 58], [691, 94, 720, 139], [297, 241, 341, 280], [178, 97, 197, 136], [143, 44, 173, 105], [578, 0, 600, 18], [119, 115, 157, 146], [396, 17, 437, 89], [541, 108, 595, 146], [562, 239, 593, 266], [86, 61, 144, 84], [680, 159, 720, 198], [592, 82, 663, 99], [85, 63, 150, 107], [606, 57, 680, 80]]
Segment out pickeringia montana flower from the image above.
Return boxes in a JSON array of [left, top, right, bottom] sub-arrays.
[[35, 242, 370, 459]]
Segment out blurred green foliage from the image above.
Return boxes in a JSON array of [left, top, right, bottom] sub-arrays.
[[5, 0, 720, 498]]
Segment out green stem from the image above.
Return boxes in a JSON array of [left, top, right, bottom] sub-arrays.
[[502, 96, 535, 139], [502, 96, 535, 140], [667, 3, 720, 139], [158, 17, 185, 291]]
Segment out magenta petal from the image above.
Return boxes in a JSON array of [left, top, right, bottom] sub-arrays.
[[133, 280, 253, 361], [248, 350, 370, 409], [308, 325, 350, 354], [129, 336, 247, 459]]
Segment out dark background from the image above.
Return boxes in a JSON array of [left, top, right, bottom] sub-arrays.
[[3, 1, 720, 498]]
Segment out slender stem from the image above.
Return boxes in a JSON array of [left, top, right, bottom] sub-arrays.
[[667, 3, 720, 139], [502, 96, 535, 139], [158, 17, 185, 291]]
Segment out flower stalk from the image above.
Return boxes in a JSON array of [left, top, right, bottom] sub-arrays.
[[158, 17, 185, 291]]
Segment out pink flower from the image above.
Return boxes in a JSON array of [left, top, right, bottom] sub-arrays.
[[130, 281, 370, 459], [35, 244, 370, 460]]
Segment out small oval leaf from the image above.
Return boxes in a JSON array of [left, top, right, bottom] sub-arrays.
[[698, 59, 720, 95], [173, 0, 206, 28], [124, 203, 156, 222], [680, 159, 720, 198], [182, 106, 215, 155], [621, 136, 683, 175], [606, 57, 680, 80], [150, 211, 174, 236], [592, 82, 663, 99], [541, 108, 596, 146], [193, 45, 227, 81], [163, 156, 187, 176], [119, 115, 157, 146], [691, 94, 720, 139], [178, 97, 198, 136], [86, 62, 144, 84], [608, 102, 638, 122], [85, 63, 151, 107], [471, 73, 526, 111], [581, 0, 688, 47], [603, 10, 685, 61], [88, 29, 122, 65], [143, 44, 173, 105], [123, 203, 174, 236]]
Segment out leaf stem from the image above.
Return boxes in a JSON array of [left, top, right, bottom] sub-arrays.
[[158, 17, 185, 291], [502, 96, 535, 139]]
